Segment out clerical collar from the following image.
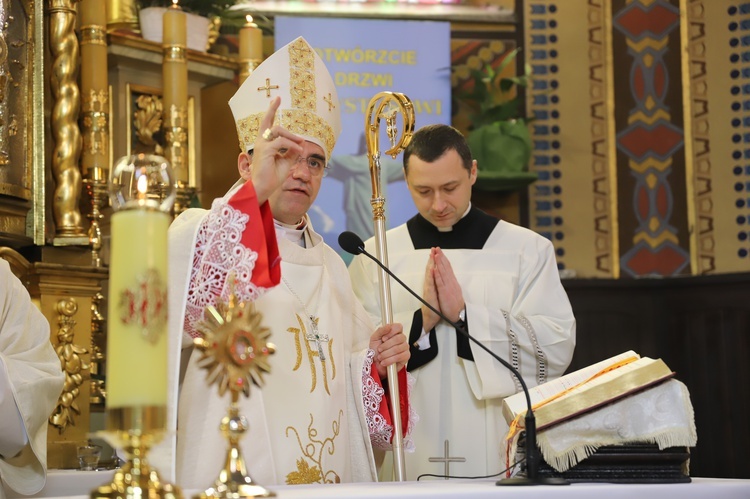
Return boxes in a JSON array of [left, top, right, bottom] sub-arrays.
[[406, 205, 499, 250], [437, 204, 473, 232], [274, 218, 307, 247]]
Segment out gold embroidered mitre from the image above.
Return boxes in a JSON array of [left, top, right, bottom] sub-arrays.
[[229, 36, 341, 161]]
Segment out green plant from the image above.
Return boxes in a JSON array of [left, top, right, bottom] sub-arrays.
[[458, 48, 537, 191], [461, 47, 532, 129]]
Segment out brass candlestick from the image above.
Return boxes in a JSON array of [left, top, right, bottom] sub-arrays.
[[174, 180, 196, 218], [192, 292, 276, 498], [83, 176, 108, 267], [92, 155, 181, 499], [92, 407, 182, 499]]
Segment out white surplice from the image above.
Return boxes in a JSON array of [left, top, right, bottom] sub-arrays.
[[0, 260, 64, 497], [348, 216, 576, 480]]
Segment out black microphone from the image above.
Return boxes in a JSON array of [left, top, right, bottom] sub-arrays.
[[339, 230, 568, 486]]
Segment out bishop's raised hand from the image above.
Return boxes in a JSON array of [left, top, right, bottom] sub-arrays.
[[247, 96, 305, 203]]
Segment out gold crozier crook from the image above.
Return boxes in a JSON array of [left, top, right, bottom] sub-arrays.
[[364, 92, 415, 482]]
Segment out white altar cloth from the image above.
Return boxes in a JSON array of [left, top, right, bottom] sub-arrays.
[[4, 471, 750, 499]]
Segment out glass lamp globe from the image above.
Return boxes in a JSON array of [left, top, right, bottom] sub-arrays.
[[109, 154, 176, 212]]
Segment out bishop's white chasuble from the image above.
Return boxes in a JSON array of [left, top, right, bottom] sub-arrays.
[[157, 180, 411, 490]]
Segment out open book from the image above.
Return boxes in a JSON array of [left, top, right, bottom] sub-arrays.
[[502, 351, 675, 432]]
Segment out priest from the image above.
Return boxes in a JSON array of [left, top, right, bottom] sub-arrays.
[[0, 260, 64, 496], [162, 37, 413, 489], [348, 124, 576, 480]]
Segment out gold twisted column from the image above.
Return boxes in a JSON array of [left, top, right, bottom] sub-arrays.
[[49, 0, 86, 243], [80, 0, 109, 266]]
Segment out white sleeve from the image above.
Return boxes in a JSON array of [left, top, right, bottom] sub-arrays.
[[0, 357, 29, 458], [0, 260, 64, 495], [414, 329, 431, 350]]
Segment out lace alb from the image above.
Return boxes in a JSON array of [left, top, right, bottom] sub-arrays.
[[184, 201, 263, 338]]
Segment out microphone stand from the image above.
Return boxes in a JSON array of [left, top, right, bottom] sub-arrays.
[[341, 232, 567, 486]]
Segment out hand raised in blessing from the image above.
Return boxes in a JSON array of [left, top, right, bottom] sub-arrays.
[[250, 96, 306, 203]]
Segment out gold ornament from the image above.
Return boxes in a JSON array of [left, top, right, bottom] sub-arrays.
[[192, 288, 276, 498], [194, 293, 275, 399]]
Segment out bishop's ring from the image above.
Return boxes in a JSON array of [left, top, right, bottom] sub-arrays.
[[262, 128, 275, 141]]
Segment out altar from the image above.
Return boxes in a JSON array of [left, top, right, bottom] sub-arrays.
[[4, 472, 750, 499]]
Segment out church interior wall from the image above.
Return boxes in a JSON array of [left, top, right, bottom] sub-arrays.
[[524, 0, 749, 278]]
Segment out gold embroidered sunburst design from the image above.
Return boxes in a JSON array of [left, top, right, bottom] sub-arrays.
[[193, 292, 275, 398]]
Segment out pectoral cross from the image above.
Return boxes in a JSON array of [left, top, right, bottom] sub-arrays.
[[428, 440, 466, 479], [305, 316, 329, 361]]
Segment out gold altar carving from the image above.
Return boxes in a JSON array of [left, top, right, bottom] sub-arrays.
[[48, 0, 86, 243], [164, 103, 189, 175], [49, 297, 90, 434], [0, 0, 44, 246], [133, 92, 165, 156], [33, 261, 105, 469], [0, 0, 40, 172], [90, 292, 106, 409], [165, 101, 195, 216], [0, 0, 11, 167], [125, 83, 196, 215], [81, 89, 108, 157], [126, 84, 196, 175], [0, 248, 106, 469], [82, 175, 107, 267]]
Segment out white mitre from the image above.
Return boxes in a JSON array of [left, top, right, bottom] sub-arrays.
[[229, 36, 342, 161]]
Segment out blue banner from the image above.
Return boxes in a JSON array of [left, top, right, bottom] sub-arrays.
[[275, 17, 451, 262]]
